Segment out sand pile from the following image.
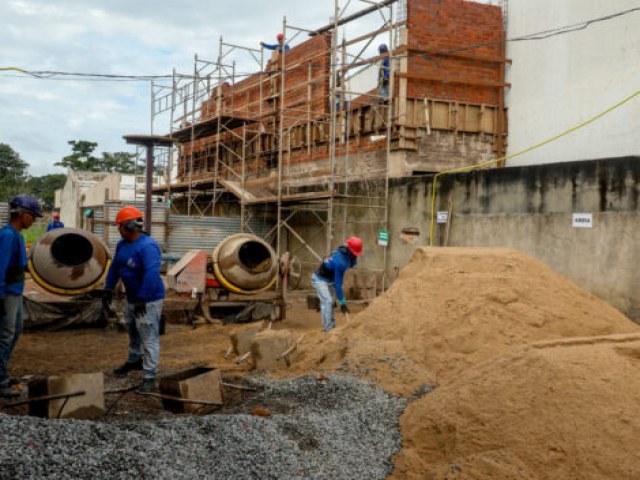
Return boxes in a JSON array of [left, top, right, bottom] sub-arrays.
[[292, 248, 638, 394], [390, 333, 640, 479]]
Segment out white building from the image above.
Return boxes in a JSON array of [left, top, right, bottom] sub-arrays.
[[505, 0, 640, 166]]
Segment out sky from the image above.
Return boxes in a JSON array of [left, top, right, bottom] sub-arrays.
[[0, 0, 494, 177]]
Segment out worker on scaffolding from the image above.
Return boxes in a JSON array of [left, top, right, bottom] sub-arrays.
[[0, 195, 42, 398], [103, 206, 165, 394], [377, 43, 390, 101], [311, 237, 363, 333], [46, 212, 64, 232], [261, 33, 291, 96]]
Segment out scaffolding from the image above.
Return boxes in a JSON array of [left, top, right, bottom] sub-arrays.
[[150, 0, 507, 297]]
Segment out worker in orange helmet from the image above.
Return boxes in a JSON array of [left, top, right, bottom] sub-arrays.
[[102, 206, 165, 393], [311, 237, 363, 332]]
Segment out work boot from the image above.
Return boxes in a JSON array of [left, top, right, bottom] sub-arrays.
[[138, 378, 156, 394], [113, 358, 143, 376], [0, 383, 19, 399]]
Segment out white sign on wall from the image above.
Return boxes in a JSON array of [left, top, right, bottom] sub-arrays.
[[572, 213, 593, 228], [436, 211, 449, 224]]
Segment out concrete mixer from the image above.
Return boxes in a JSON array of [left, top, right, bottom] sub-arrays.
[[167, 233, 286, 323], [28, 228, 111, 296]]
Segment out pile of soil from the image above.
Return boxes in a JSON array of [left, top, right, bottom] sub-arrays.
[[390, 334, 640, 479], [291, 248, 638, 394]]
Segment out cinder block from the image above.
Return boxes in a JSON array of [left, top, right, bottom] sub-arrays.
[[251, 329, 296, 370], [28, 373, 105, 419], [230, 327, 262, 355], [159, 367, 223, 414]]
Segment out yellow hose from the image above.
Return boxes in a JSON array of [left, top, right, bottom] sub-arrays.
[[28, 259, 112, 296], [429, 89, 640, 245]]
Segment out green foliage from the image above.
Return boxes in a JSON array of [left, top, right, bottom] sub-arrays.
[[0, 144, 29, 201], [54, 140, 136, 173], [26, 174, 67, 209], [21, 222, 46, 244]]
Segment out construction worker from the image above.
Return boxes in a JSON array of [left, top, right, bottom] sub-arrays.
[[311, 237, 363, 332], [103, 205, 165, 393], [46, 212, 64, 232], [260, 33, 290, 55], [0, 195, 42, 398], [378, 43, 390, 100]]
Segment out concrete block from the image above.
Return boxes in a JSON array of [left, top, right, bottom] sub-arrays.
[[28, 373, 105, 419], [251, 329, 296, 370], [159, 367, 223, 414], [230, 327, 261, 355]]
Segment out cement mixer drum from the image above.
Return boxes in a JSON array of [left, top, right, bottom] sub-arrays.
[[29, 228, 111, 295], [212, 233, 278, 294]]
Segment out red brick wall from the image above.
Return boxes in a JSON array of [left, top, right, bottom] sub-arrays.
[[406, 0, 503, 105], [201, 34, 331, 126]]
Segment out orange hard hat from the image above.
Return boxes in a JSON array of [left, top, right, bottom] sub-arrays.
[[345, 236, 363, 256], [115, 205, 143, 225]]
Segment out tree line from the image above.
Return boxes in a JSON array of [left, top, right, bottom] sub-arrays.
[[0, 140, 138, 209]]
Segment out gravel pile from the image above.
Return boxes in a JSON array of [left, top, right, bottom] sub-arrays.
[[0, 375, 406, 479]]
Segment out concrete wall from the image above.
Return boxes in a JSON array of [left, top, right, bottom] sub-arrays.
[[506, 0, 640, 166], [83, 173, 121, 207], [289, 156, 640, 321]]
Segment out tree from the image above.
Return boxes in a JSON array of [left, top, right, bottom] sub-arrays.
[[99, 151, 136, 174], [26, 174, 66, 209], [0, 144, 29, 201], [55, 140, 137, 173], [54, 140, 100, 171]]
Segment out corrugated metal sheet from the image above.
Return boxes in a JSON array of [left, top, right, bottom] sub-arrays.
[[90, 200, 273, 255], [0, 204, 8, 225], [93, 201, 168, 252], [166, 215, 273, 255]]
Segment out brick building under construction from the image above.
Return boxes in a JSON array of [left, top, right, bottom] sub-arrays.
[[151, 0, 507, 289]]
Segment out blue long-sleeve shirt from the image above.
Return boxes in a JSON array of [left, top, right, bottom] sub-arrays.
[[0, 224, 27, 296], [46, 221, 64, 232], [379, 57, 390, 83], [262, 42, 290, 53], [317, 246, 357, 303], [104, 234, 165, 303]]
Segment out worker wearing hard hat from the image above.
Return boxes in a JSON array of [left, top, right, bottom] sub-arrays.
[[378, 43, 390, 100], [46, 212, 64, 232], [103, 206, 165, 393], [311, 237, 363, 332], [0, 195, 42, 398], [260, 32, 290, 54]]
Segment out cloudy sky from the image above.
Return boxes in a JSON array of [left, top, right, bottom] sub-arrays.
[[1, 0, 401, 176]]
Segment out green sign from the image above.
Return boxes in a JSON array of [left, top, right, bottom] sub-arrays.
[[378, 229, 389, 247]]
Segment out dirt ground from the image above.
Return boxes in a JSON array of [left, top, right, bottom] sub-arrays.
[[7, 246, 640, 479]]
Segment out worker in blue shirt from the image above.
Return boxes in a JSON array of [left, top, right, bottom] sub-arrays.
[[311, 237, 363, 332], [103, 205, 165, 393], [0, 195, 42, 398], [378, 43, 390, 100], [46, 212, 64, 232], [260, 33, 290, 54]]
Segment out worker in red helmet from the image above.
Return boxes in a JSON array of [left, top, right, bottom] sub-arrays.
[[0, 195, 42, 398], [311, 237, 363, 332], [46, 212, 64, 232], [103, 205, 165, 393], [260, 33, 290, 54]]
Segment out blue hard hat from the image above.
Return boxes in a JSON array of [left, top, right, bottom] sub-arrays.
[[378, 43, 388, 53], [9, 195, 43, 218]]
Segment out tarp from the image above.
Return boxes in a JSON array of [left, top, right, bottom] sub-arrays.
[[23, 297, 106, 331]]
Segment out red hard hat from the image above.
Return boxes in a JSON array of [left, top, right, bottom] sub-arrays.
[[345, 236, 363, 257], [276, 33, 284, 40], [115, 206, 143, 225], [53, 212, 60, 218]]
